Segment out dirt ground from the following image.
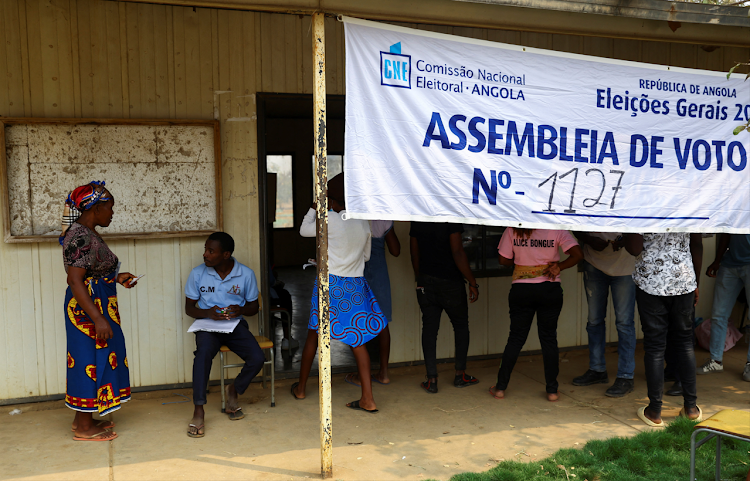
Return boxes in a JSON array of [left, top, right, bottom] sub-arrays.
[[3, 342, 750, 481]]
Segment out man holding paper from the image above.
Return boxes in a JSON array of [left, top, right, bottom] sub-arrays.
[[184, 232, 265, 437]]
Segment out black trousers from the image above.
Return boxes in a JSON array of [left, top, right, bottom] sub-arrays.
[[192, 319, 265, 405], [636, 287, 698, 414], [416, 274, 470, 378], [496, 282, 563, 394]]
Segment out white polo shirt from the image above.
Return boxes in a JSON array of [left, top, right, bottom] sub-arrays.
[[185, 257, 259, 312]]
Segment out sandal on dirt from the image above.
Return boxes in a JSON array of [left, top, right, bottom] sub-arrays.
[[637, 406, 664, 427], [679, 406, 703, 422], [291, 382, 304, 400], [371, 375, 390, 385], [73, 430, 118, 441], [346, 400, 378, 414], [227, 408, 245, 421], [71, 420, 115, 432], [187, 423, 205, 438], [344, 373, 361, 387]]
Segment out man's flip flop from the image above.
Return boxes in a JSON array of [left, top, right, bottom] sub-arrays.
[[291, 382, 304, 400], [679, 406, 703, 422], [187, 423, 205, 438], [371, 375, 390, 385], [227, 408, 245, 421], [71, 420, 115, 432], [344, 373, 361, 387], [346, 400, 378, 414], [73, 430, 118, 441], [637, 406, 664, 427]]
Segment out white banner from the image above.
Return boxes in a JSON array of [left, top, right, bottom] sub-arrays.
[[343, 17, 750, 233]]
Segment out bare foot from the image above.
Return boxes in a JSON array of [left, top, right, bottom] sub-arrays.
[[348, 397, 377, 411], [74, 424, 117, 440], [72, 419, 114, 432], [225, 384, 240, 413], [292, 382, 306, 400], [683, 405, 701, 420], [345, 372, 362, 387], [643, 406, 661, 424], [188, 405, 205, 438], [489, 385, 505, 399], [373, 373, 390, 384], [547, 391, 560, 402]]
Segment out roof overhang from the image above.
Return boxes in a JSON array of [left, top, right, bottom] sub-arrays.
[[114, 0, 750, 47], [456, 0, 750, 28]]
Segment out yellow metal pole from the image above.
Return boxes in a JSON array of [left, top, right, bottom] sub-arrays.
[[312, 11, 333, 479]]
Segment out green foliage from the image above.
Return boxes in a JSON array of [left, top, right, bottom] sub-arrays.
[[449, 418, 750, 481]]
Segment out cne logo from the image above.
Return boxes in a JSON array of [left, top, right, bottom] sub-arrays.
[[380, 42, 410, 89]]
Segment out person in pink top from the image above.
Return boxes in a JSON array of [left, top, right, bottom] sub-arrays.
[[490, 228, 583, 402]]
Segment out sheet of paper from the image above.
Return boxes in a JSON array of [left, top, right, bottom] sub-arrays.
[[187, 318, 241, 334]]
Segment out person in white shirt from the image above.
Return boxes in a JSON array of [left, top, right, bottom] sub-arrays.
[[291, 174, 388, 413], [572, 232, 637, 398]]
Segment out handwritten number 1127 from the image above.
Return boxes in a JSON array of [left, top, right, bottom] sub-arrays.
[[538, 168, 624, 212]]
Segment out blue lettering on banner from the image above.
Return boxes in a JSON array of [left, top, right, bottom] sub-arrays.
[[420, 112, 744, 172]]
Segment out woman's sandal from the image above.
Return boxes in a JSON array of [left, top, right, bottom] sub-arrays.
[[73, 430, 118, 441], [187, 423, 205, 438], [71, 420, 115, 432], [346, 400, 378, 413]]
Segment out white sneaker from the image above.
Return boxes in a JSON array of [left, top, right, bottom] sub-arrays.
[[743, 363, 750, 382], [696, 359, 723, 375], [281, 338, 299, 349]]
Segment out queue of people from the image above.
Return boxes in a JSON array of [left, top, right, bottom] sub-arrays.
[[59, 179, 750, 441]]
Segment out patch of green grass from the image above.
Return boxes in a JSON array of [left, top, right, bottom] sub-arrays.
[[449, 417, 750, 481]]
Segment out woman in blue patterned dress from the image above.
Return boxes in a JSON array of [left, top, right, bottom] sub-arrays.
[[61, 182, 138, 441], [292, 174, 387, 413]]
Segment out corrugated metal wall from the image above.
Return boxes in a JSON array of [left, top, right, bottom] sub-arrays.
[[0, 0, 743, 401]]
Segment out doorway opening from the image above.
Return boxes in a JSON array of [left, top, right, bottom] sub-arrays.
[[257, 93, 355, 376]]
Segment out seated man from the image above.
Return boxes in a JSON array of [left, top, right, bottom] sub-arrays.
[[184, 232, 266, 438]]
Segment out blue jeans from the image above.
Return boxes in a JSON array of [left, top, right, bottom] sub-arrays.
[[709, 264, 750, 362], [583, 261, 637, 379]]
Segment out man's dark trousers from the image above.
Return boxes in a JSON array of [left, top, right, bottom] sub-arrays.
[[636, 287, 698, 415], [192, 319, 265, 405], [417, 274, 470, 379]]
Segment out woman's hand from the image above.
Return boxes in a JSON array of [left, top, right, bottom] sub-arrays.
[[118, 272, 137, 288], [544, 261, 561, 279], [94, 318, 114, 340]]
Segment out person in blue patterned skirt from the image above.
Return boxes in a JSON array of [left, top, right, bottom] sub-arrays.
[[291, 174, 387, 413]]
